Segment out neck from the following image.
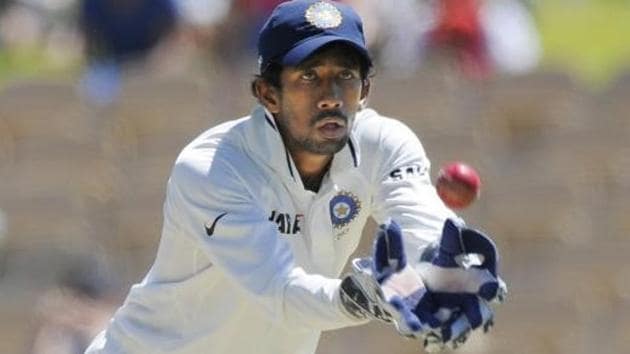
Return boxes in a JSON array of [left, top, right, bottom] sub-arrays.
[[290, 149, 333, 192]]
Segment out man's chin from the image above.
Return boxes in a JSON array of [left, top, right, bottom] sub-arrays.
[[311, 136, 348, 155], [285, 133, 349, 156]]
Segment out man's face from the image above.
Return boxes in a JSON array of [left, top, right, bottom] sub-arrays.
[[270, 44, 368, 156]]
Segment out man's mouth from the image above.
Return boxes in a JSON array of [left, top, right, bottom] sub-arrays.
[[315, 116, 346, 128], [316, 118, 347, 139]]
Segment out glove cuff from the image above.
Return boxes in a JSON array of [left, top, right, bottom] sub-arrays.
[[338, 273, 394, 323], [339, 275, 370, 320]]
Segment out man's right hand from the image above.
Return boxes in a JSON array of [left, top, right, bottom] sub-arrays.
[[339, 220, 442, 339]]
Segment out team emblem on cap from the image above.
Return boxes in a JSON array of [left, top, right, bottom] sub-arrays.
[[305, 1, 343, 29], [330, 191, 361, 229]]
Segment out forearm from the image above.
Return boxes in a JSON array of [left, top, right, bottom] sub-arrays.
[[282, 268, 368, 330], [373, 179, 456, 263]]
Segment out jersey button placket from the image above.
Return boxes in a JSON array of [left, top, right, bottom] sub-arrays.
[[307, 189, 337, 276]]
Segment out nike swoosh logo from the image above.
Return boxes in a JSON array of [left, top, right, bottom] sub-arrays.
[[205, 212, 228, 237]]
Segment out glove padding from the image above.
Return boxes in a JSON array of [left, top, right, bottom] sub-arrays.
[[417, 218, 508, 352]]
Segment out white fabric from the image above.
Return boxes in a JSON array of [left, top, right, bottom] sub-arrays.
[[174, 0, 231, 27], [481, 0, 542, 74], [415, 263, 497, 294], [85, 106, 456, 354]]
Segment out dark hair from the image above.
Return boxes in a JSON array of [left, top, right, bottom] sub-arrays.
[[251, 62, 283, 97], [251, 42, 373, 98]]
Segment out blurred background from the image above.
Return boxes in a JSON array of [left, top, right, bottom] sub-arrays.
[[0, 0, 629, 353]]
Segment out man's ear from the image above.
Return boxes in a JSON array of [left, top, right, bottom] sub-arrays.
[[360, 78, 371, 101], [359, 79, 371, 108], [254, 79, 281, 114]]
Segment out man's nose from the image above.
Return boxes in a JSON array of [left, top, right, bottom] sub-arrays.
[[317, 83, 343, 110]]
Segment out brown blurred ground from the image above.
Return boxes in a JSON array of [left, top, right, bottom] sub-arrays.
[[0, 67, 629, 353]]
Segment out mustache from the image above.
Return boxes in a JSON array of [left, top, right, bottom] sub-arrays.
[[311, 110, 348, 125]]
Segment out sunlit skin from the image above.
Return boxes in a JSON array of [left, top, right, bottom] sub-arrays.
[[255, 44, 370, 190]]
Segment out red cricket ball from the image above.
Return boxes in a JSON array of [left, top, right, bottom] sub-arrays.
[[436, 161, 481, 209]]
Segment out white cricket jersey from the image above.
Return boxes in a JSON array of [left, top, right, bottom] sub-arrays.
[[86, 106, 456, 354]]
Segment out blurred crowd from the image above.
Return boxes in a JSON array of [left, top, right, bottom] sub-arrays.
[[0, 1, 542, 353], [3, 1, 630, 354], [0, 0, 541, 105]]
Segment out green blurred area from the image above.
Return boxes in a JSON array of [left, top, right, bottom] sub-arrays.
[[536, 0, 630, 86], [0, 47, 80, 86]]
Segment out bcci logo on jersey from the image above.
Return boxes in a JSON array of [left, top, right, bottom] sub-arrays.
[[329, 191, 361, 229]]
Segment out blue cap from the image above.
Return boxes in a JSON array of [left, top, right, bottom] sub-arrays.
[[257, 0, 371, 72]]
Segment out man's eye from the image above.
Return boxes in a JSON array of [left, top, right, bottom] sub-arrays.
[[300, 71, 317, 81], [339, 70, 356, 80]]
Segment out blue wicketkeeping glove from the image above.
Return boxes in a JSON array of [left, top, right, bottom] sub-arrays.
[[339, 218, 506, 352], [416, 218, 508, 351]]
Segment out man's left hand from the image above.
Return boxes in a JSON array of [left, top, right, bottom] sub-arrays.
[[417, 218, 508, 351]]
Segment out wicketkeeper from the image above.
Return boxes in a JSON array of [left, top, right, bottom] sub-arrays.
[[86, 1, 506, 353]]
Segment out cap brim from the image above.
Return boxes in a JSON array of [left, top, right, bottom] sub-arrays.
[[281, 35, 371, 68]]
